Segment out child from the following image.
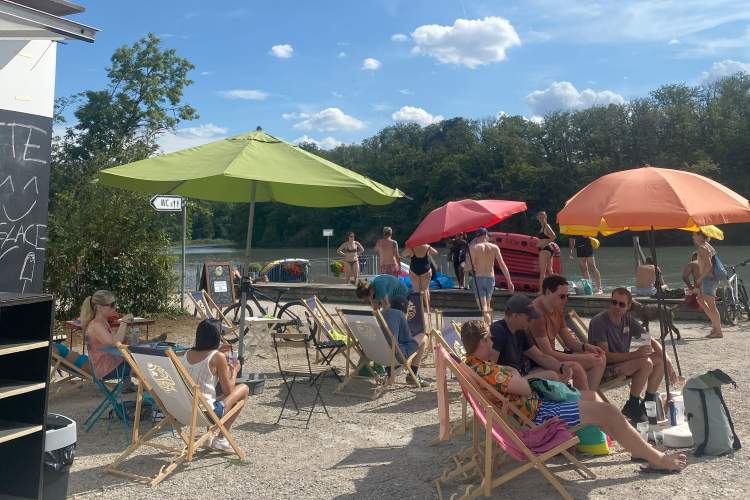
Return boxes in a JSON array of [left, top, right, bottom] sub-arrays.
[[181, 318, 249, 452]]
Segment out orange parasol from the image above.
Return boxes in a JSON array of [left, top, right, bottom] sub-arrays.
[[557, 165, 750, 233]]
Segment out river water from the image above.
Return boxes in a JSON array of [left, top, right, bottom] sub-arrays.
[[176, 243, 750, 292]]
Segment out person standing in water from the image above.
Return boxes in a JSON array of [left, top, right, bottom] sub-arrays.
[[337, 232, 365, 284], [374, 226, 401, 276]]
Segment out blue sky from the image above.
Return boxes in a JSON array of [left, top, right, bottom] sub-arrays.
[[56, 0, 750, 152]]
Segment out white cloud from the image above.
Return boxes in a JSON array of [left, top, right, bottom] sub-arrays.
[[337, 51, 347, 58], [392, 106, 444, 126], [291, 108, 366, 132], [362, 58, 382, 71], [331, 91, 343, 98], [294, 135, 342, 150], [371, 103, 392, 112], [701, 59, 750, 83], [281, 112, 300, 120], [218, 89, 269, 100], [200, 70, 215, 76], [158, 123, 229, 153], [399, 89, 414, 95], [525, 81, 625, 115], [411, 16, 521, 68], [668, 39, 680, 45], [677, 28, 750, 57], [391, 33, 408, 42], [528, 115, 545, 125], [270, 44, 294, 59]]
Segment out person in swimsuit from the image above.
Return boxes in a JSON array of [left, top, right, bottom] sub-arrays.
[[375, 226, 401, 276], [403, 243, 438, 306], [693, 231, 723, 338], [80, 290, 133, 382], [448, 233, 467, 288], [568, 236, 603, 294], [337, 231, 365, 284], [535, 211, 557, 292]]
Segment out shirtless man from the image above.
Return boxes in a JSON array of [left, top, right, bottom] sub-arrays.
[[463, 227, 513, 323], [682, 252, 700, 290], [634, 257, 665, 296], [375, 226, 400, 276], [529, 274, 606, 390]]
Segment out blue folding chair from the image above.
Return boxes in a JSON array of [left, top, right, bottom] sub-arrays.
[[83, 359, 132, 440]]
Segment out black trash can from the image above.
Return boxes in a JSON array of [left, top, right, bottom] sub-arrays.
[[43, 414, 76, 500]]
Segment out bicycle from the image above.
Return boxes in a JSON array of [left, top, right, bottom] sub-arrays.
[[222, 277, 314, 337], [718, 258, 750, 325]]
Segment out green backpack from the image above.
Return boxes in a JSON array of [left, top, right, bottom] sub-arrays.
[[528, 378, 581, 402], [683, 369, 741, 456]]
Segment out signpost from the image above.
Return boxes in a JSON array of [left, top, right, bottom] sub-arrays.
[[151, 195, 187, 309], [323, 229, 333, 276]]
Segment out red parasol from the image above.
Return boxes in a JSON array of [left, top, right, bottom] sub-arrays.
[[405, 199, 527, 247]]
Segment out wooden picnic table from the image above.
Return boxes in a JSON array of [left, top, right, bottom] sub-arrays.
[[62, 317, 156, 354]]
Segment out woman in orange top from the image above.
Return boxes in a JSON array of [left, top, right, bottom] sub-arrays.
[[80, 290, 133, 380]]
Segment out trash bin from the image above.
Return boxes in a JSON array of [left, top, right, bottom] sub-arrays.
[[43, 414, 76, 500]]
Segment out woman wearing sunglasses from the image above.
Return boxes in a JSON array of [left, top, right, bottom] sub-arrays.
[[80, 290, 134, 381]]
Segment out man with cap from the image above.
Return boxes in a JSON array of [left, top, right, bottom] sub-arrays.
[[375, 226, 401, 276], [490, 294, 573, 383], [463, 227, 514, 323], [380, 295, 428, 385]]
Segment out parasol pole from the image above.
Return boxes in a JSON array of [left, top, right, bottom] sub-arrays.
[[238, 180, 258, 377]]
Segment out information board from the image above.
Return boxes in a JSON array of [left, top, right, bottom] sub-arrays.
[[199, 261, 237, 306]]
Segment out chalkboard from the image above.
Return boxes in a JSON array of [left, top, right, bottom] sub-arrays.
[[199, 261, 237, 306], [0, 110, 52, 294]]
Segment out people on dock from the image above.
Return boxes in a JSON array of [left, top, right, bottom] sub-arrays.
[[447, 233, 467, 289], [569, 236, 603, 294], [535, 211, 557, 292], [403, 243, 438, 307], [588, 288, 677, 425], [337, 231, 365, 284], [181, 318, 249, 452], [463, 227, 514, 323], [380, 296, 428, 385], [529, 275, 606, 390], [634, 257, 666, 296], [460, 320, 688, 474], [356, 274, 409, 308], [693, 231, 723, 339], [80, 290, 133, 382], [490, 294, 574, 384], [374, 226, 401, 276]]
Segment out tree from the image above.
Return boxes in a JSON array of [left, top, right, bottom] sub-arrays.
[[46, 34, 197, 317]]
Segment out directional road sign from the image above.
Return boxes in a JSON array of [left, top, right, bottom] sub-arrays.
[[150, 195, 183, 212]]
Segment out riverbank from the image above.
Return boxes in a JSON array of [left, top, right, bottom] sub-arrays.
[[54, 304, 749, 499]]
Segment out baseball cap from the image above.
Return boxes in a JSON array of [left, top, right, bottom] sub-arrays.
[[505, 294, 540, 319], [477, 226, 488, 235]]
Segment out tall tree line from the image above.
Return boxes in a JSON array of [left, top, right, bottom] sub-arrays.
[[187, 75, 750, 248]]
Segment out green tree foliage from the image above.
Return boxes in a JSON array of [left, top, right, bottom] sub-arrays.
[[46, 34, 196, 317], [194, 74, 750, 249]]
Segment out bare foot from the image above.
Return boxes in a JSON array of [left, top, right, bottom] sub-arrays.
[[705, 331, 724, 339], [649, 452, 688, 472]]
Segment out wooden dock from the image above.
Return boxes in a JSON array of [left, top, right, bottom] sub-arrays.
[[254, 282, 708, 321]]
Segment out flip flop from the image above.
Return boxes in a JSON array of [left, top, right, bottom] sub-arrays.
[[639, 465, 682, 475]]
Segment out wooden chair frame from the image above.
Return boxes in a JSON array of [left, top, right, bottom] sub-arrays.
[[335, 307, 422, 400], [432, 334, 595, 500], [301, 296, 362, 377], [187, 289, 240, 342], [106, 344, 245, 486], [49, 349, 92, 400]]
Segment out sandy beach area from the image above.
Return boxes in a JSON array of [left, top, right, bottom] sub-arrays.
[[53, 307, 749, 500]]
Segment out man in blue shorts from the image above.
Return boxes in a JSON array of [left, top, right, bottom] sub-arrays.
[[460, 320, 687, 474], [463, 227, 514, 323]]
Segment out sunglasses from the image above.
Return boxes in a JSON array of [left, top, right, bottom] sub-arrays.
[[610, 299, 628, 308], [104, 301, 117, 308]]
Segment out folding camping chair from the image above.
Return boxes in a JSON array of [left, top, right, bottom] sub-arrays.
[[566, 309, 628, 403], [83, 358, 132, 439], [187, 290, 240, 343], [106, 344, 245, 486], [301, 296, 360, 381], [49, 349, 93, 400], [335, 308, 422, 400], [432, 336, 595, 500], [406, 291, 434, 367], [272, 330, 334, 428]]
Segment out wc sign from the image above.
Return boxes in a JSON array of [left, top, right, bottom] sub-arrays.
[[150, 195, 183, 212]]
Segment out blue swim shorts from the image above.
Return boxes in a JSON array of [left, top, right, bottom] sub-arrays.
[[475, 276, 495, 300], [533, 399, 582, 428], [701, 276, 718, 297]]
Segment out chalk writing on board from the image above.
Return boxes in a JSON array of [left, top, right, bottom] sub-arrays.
[[0, 111, 52, 293]]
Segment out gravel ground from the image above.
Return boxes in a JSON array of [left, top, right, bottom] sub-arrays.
[[52, 308, 749, 500]]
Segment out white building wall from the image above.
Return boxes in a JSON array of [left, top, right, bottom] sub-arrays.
[[0, 39, 57, 118]]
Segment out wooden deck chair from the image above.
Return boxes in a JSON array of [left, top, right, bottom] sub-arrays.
[[431, 326, 472, 445], [335, 308, 422, 399], [302, 296, 361, 379], [432, 337, 594, 500], [186, 290, 240, 343], [565, 309, 628, 403], [49, 349, 92, 400], [106, 344, 245, 486], [407, 291, 435, 367]]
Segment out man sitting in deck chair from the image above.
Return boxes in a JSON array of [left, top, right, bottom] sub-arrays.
[[460, 320, 687, 474], [382, 296, 428, 386], [588, 288, 677, 425]]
